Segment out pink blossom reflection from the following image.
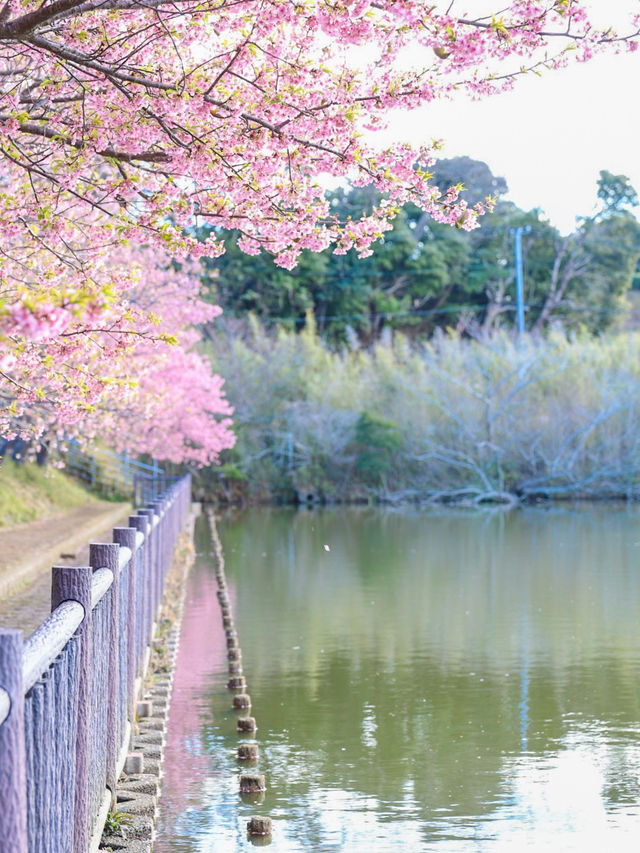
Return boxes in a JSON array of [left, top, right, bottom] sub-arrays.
[[155, 559, 231, 850]]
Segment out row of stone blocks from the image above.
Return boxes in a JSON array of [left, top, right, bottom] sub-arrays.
[[98, 622, 180, 850], [208, 509, 272, 840]]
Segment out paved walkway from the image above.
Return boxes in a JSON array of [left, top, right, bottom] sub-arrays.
[[0, 501, 131, 636]]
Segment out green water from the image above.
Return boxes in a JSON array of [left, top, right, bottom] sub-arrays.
[[156, 506, 640, 851]]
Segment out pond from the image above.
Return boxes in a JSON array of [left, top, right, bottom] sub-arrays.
[[155, 506, 640, 851]]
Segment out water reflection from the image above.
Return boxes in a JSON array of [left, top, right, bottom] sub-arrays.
[[156, 506, 640, 851]]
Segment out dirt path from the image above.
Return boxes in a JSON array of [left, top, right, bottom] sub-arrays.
[[0, 501, 131, 636]]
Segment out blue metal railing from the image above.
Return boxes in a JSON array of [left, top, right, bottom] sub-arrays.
[[60, 440, 165, 500]]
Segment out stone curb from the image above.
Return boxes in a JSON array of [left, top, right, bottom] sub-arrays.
[[98, 510, 197, 853]]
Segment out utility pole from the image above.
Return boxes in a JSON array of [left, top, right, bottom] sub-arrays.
[[510, 225, 531, 336]]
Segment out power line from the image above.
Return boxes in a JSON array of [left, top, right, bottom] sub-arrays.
[[216, 297, 631, 327]]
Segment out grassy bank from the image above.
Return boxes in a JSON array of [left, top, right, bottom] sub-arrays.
[[201, 319, 640, 505], [0, 460, 96, 527]]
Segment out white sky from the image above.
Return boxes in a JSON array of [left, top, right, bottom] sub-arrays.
[[378, 2, 640, 233]]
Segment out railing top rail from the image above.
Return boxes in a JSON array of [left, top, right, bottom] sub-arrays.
[[134, 472, 180, 481], [90, 456, 163, 474], [63, 440, 166, 475], [118, 546, 132, 572], [69, 459, 164, 477], [91, 568, 114, 611], [22, 600, 84, 694], [10, 472, 190, 704], [0, 687, 9, 726], [127, 460, 165, 474]]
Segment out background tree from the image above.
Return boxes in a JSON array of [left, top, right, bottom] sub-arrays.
[[200, 183, 476, 344], [203, 165, 640, 343], [530, 171, 640, 333], [596, 170, 640, 213], [432, 157, 509, 206]]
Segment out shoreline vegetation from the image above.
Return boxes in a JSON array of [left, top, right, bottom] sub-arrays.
[[199, 316, 640, 508]]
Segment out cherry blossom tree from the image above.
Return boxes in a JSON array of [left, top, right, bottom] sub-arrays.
[[0, 0, 638, 461], [1, 245, 235, 463]]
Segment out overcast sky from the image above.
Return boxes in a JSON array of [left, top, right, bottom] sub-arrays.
[[378, 3, 640, 233]]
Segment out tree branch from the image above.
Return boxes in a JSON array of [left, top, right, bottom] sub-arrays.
[[7, 118, 170, 162]]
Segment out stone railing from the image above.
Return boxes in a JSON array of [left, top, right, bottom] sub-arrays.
[[0, 474, 191, 853]]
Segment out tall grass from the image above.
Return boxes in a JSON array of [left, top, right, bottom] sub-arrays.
[[203, 318, 640, 503]]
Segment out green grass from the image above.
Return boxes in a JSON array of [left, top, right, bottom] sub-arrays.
[[0, 460, 97, 527]]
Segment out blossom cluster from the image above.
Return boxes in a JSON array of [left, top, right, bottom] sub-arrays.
[[1, 246, 235, 465]]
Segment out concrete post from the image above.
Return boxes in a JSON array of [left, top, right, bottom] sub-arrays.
[[0, 629, 28, 853], [89, 543, 120, 808], [129, 514, 151, 646], [138, 509, 158, 618], [51, 566, 92, 853], [113, 528, 138, 722]]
